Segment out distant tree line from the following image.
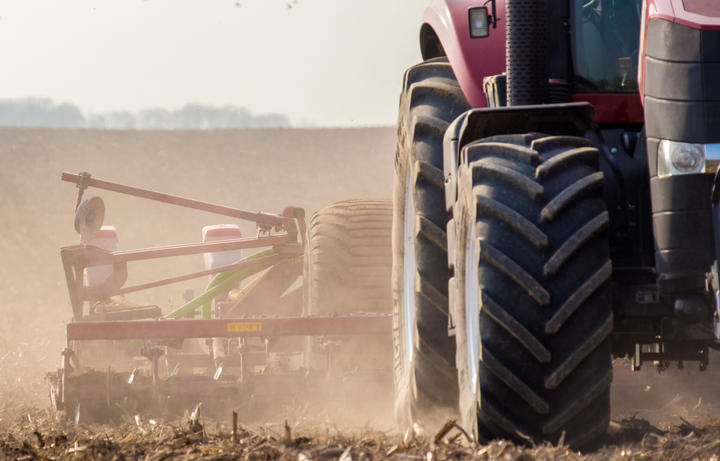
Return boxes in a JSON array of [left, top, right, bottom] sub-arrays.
[[0, 98, 290, 129]]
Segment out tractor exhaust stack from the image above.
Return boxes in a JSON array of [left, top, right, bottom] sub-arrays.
[[505, 0, 548, 106]]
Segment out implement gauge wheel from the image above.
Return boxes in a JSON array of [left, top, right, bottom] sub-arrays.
[[303, 199, 393, 373]]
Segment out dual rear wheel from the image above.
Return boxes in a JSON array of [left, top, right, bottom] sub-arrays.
[[306, 58, 614, 449], [391, 59, 613, 449]]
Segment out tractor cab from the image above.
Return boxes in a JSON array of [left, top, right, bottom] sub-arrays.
[[572, 0, 642, 93]]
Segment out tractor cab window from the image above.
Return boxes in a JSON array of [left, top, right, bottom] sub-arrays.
[[572, 0, 642, 93]]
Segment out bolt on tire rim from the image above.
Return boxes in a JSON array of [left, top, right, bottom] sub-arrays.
[[402, 168, 416, 367], [465, 223, 479, 394]]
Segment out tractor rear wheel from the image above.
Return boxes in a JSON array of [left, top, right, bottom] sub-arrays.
[[450, 134, 613, 449], [303, 199, 393, 374], [392, 57, 470, 428]]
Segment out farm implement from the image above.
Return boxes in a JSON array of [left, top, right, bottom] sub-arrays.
[[49, 172, 393, 422]]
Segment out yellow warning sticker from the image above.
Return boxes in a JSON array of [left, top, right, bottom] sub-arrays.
[[227, 321, 262, 333]]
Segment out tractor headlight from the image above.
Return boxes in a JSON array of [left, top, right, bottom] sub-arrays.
[[658, 140, 705, 177], [469, 7, 490, 38]]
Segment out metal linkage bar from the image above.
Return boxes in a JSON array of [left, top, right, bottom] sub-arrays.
[[61, 172, 291, 229], [67, 315, 392, 340], [117, 253, 285, 296], [64, 235, 293, 267]]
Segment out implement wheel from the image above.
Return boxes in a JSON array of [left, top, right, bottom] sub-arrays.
[[303, 199, 393, 373], [450, 134, 613, 449], [392, 57, 470, 428]]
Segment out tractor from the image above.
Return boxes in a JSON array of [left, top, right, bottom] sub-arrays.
[[50, 0, 720, 450], [391, 0, 720, 449]]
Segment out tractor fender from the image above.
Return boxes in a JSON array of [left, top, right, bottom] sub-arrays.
[[442, 103, 596, 211], [420, 0, 507, 109]]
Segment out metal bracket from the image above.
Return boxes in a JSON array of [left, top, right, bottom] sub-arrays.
[[74, 171, 92, 211], [632, 342, 709, 371], [141, 346, 165, 390]]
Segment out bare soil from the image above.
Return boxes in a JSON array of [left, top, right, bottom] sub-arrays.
[[3, 127, 720, 459]]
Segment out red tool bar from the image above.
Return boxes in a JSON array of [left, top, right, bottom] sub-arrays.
[[61, 172, 288, 228], [67, 315, 392, 340]]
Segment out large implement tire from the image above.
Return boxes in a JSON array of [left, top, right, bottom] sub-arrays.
[[304, 199, 393, 373], [450, 134, 612, 449], [392, 57, 470, 428]]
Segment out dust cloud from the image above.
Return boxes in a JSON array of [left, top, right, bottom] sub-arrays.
[[0, 126, 395, 419], [5, 128, 720, 459]]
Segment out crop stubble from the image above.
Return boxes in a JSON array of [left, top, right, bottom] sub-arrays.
[[2, 128, 720, 459]]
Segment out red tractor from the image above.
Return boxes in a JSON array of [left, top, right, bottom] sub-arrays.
[[392, 0, 720, 449]]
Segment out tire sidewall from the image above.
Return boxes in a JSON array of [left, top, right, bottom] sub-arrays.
[[391, 115, 418, 428], [452, 162, 480, 439]]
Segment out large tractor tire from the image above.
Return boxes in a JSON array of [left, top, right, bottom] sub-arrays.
[[303, 199, 393, 373], [392, 57, 470, 428], [450, 134, 612, 449]]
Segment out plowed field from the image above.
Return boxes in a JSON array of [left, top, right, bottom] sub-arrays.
[[3, 127, 720, 460]]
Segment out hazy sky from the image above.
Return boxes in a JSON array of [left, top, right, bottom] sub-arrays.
[[0, 1, 429, 126]]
